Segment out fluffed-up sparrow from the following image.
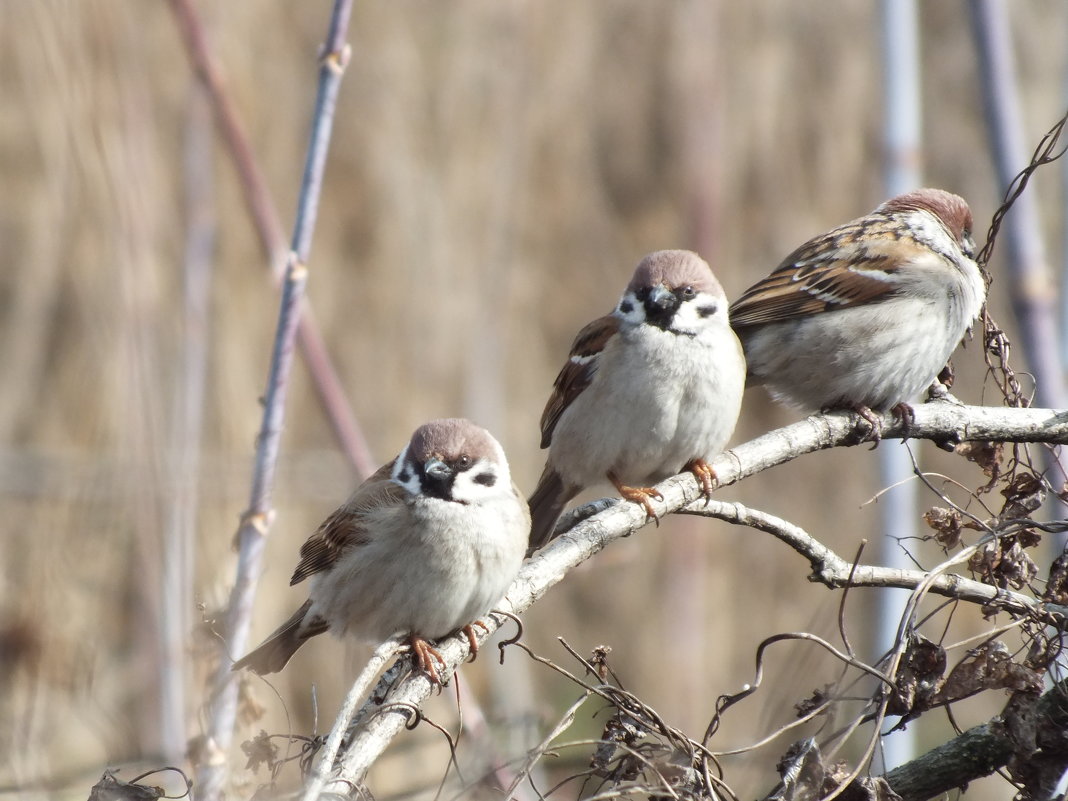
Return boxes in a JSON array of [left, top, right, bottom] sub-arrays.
[[730, 188, 985, 428], [232, 418, 530, 684], [527, 249, 746, 553]]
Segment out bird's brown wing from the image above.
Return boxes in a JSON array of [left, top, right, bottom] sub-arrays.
[[539, 315, 619, 448], [289, 459, 404, 585], [729, 218, 933, 327]]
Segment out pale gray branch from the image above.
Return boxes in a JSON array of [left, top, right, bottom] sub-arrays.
[[679, 500, 1067, 625], [194, 4, 354, 799]]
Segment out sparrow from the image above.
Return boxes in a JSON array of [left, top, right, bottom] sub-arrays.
[[730, 188, 985, 429], [527, 249, 746, 553], [232, 418, 530, 684]]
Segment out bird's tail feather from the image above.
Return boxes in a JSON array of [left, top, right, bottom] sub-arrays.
[[231, 599, 327, 675], [527, 467, 575, 556]]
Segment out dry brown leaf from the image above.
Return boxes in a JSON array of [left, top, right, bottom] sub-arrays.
[[923, 507, 963, 549], [241, 729, 279, 774], [1042, 551, 1068, 605], [955, 440, 1002, 479], [888, 634, 946, 716]]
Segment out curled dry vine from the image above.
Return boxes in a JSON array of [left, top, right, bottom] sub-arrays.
[[975, 108, 1068, 504]]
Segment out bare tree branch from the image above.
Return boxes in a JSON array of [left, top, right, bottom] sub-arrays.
[[159, 82, 215, 762], [166, 0, 376, 477], [680, 500, 1067, 625]]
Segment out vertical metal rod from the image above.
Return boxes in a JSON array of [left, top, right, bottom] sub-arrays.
[[877, 0, 922, 772]]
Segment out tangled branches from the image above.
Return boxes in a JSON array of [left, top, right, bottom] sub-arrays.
[[234, 400, 1068, 801]]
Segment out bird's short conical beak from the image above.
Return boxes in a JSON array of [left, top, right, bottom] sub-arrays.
[[424, 458, 452, 481], [646, 284, 678, 312]]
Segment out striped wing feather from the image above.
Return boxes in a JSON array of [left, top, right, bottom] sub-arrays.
[[539, 315, 619, 448], [289, 460, 402, 585], [730, 219, 932, 327]]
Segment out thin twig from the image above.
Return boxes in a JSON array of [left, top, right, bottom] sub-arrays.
[[160, 81, 216, 761], [302, 637, 404, 801], [166, 0, 375, 476], [194, 5, 355, 800], [678, 500, 1064, 624]]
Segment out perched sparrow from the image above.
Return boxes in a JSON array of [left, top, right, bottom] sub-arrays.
[[527, 250, 746, 553], [232, 419, 529, 684], [730, 188, 985, 426]]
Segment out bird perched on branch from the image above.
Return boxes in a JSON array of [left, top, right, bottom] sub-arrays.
[[527, 249, 746, 553], [730, 188, 985, 432], [232, 418, 529, 685]]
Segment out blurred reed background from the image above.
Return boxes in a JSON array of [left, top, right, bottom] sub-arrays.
[[1, 1, 1065, 799]]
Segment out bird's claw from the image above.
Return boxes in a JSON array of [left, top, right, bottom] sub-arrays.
[[849, 404, 883, 447], [621, 486, 663, 522], [686, 458, 717, 501], [609, 474, 663, 523], [890, 402, 915, 437], [462, 621, 490, 662], [409, 635, 446, 686]]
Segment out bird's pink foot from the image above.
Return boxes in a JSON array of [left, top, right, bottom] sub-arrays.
[[462, 620, 490, 662], [891, 402, 915, 437], [609, 472, 663, 522], [850, 404, 883, 444], [686, 458, 717, 499], [409, 634, 446, 686]]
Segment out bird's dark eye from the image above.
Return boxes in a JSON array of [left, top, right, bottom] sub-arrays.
[[635, 287, 649, 301], [679, 285, 696, 300], [960, 229, 977, 258], [456, 454, 472, 470], [473, 471, 496, 487]]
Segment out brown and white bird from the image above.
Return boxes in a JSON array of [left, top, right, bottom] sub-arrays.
[[527, 249, 746, 553], [232, 418, 529, 684], [730, 188, 984, 424]]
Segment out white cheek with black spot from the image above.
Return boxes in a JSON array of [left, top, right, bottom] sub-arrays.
[[614, 291, 647, 326], [450, 459, 511, 505], [672, 291, 728, 334], [390, 444, 423, 495]]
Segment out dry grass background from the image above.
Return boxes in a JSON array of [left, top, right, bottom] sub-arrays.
[[1, 1, 1066, 799]]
